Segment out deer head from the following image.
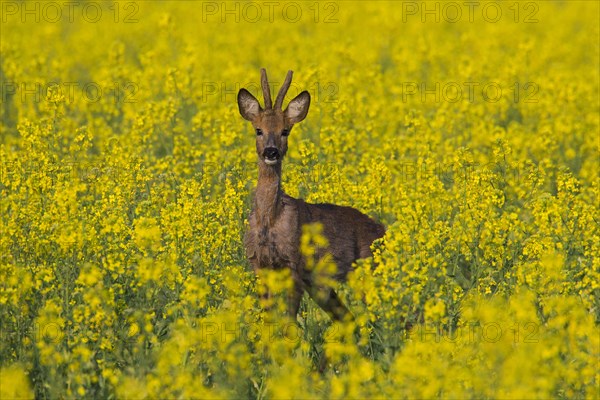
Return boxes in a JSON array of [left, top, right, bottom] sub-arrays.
[[237, 69, 310, 166]]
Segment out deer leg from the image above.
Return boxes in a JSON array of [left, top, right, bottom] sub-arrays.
[[307, 286, 354, 322], [261, 285, 272, 311], [287, 282, 303, 320], [287, 269, 305, 319], [359, 245, 374, 260], [250, 259, 274, 311]]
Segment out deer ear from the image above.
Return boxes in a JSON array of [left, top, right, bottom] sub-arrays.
[[284, 90, 310, 124], [238, 89, 262, 121]]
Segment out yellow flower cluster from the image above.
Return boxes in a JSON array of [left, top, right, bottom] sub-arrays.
[[1, 1, 598, 398]]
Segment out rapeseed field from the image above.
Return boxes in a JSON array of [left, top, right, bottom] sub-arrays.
[[1, 1, 598, 398]]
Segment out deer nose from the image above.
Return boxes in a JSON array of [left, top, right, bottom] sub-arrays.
[[263, 147, 280, 161]]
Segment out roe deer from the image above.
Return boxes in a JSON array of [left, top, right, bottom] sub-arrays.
[[238, 68, 385, 322]]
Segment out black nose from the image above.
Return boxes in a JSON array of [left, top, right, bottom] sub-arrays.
[[263, 147, 280, 160]]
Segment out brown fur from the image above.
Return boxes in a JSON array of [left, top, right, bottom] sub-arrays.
[[238, 69, 385, 321]]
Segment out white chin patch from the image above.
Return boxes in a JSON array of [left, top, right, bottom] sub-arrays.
[[264, 159, 278, 166]]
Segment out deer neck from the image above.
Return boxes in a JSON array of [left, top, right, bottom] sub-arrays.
[[255, 162, 283, 226]]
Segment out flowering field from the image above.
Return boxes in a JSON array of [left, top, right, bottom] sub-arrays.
[[1, 1, 599, 398]]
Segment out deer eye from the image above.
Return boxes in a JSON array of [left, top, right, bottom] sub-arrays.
[[255, 128, 263, 136], [281, 128, 290, 137]]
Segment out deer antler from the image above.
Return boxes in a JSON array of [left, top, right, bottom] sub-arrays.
[[275, 70, 293, 110], [260, 68, 272, 109]]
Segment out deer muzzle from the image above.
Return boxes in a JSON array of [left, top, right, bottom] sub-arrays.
[[263, 147, 280, 165]]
